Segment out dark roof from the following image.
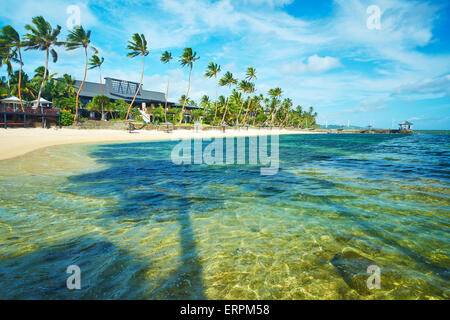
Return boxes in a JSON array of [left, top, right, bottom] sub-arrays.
[[399, 121, 413, 125], [74, 77, 166, 103]]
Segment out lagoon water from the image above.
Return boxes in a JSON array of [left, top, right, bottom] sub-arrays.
[[0, 133, 449, 299]]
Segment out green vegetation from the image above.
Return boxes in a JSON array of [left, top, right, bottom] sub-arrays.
[[0, 17, 318, 128], [60, 109, 74, 126]]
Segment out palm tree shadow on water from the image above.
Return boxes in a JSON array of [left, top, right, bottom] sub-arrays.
[[64, 142, 208, 299]]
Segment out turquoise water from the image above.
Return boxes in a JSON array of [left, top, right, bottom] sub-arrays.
[[0, 133, 449, 299]]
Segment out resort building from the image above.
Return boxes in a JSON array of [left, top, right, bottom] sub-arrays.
[[75, 77, 199, 121]]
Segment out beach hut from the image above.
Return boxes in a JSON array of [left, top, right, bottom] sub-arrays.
[[398, 121, 413, 130], [31, 98, 52, 109], [0, 96, 23, 111]]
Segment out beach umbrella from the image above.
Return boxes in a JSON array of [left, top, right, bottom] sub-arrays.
[[1, 96, 23, 111], [30, 98, 52, 105], [1, 96, 22, 104]]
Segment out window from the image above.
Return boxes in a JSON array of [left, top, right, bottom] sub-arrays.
[[110, 79, 141, 96]]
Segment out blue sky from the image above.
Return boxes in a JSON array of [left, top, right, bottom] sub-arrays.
[[1, 0, 449, 129]]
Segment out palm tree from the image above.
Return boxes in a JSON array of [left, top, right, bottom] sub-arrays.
[[32, 66, 57, 96], [88, 54, 104, 94], [236, 80, 252, 126], [279, 98, 293, 127], [200, 94, 211, 109], [229, 89, 242, 124], [219, 71, 237, 125], [241, 67, 257, 125], [268, 87, 283, 125], [124, 33, 149, 120], [160, 51, 172, 123], [24, 16, 63, 110], [241, 82, 255, 125], [246, 67, 257, 81], [179, 48, 199, 124], [66, 26, 95, 121], [0, 26, 25, 110], [89, 54, 105, 119], [204, 62, 221, 123], [59, 74, 76, 98], [10, 70, 36, 101], [0, 46, 14, 97]]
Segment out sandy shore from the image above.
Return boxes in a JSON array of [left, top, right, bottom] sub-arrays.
[[0, 127, 318, 161]]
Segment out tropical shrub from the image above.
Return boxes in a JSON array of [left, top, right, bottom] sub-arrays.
[[60, 110, 74, 126]]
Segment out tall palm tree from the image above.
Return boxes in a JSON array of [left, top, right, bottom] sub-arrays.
[[279, 98, 293, 127], [88, 54, 104, 95], [179, 48, 199, 124], [0, 47, 14, 97], [219, 71, 237, 125], [229, 89, 242, 124], [204, 62, 221, 123], [160, 51, 172, 123], [24, 16, 63, 110], [0, 26, 25, 110], [89, 54, 105, 119], [124, 33, 149, 120], [268, 87, 283, 125], [246, 67, 257, 81], [242, 81, 255, 125], [66, 26, 95, 122], [242, 67, 257, 125], [236, 80, 251, 126]]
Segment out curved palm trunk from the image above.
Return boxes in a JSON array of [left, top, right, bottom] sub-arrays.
[[18, 48, 23, 111], [270, 102, 280, 126], [164, 62, 170, 123], [99, 67, 105, 120], [242, 97, 252, 124], [75, 47, 88, 122], [35, 48, 49, 111], [179, 67, 191, 124], [7, 75, 10, 96], [236, 96, 247, 126], [126, 54, 145, 120], [213, 78, 218, 122], [280, 111, 289, 128], [221, 95, 230, 125]]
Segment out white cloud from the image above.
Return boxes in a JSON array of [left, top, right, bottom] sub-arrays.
[[282, 55, 341, 74], [392, 75, 450, 99], [343, 96, 388, 113], [239, 0, 294, 7]]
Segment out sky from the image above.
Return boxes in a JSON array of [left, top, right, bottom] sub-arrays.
[[1, 0, 449, 129]]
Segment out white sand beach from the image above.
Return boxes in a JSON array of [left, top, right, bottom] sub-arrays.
[[0, 127, 318, 161]]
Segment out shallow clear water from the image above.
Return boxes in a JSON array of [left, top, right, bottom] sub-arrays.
[[0, 133, 449, 299]]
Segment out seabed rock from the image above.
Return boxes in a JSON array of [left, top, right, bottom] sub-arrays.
[[331, 247, 377, 296]]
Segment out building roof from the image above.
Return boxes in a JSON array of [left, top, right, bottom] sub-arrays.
[[1, 96, 22, 103], [30, 98, 52, 104], [73, 77, 203, 110], [399, 121, 413, 125], [74, 77, 167, 104]]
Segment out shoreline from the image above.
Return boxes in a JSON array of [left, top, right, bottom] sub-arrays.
[[0, 127, 319, 161]]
